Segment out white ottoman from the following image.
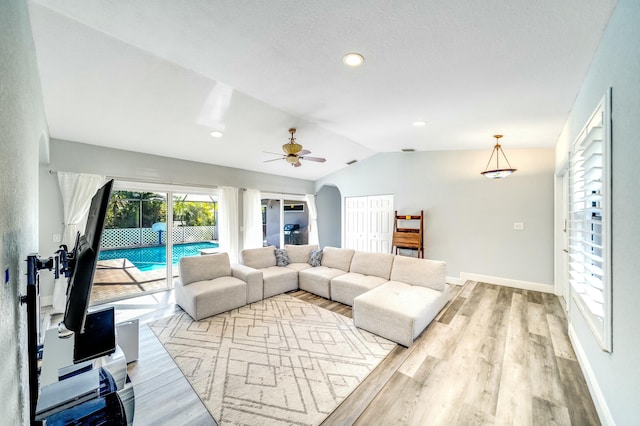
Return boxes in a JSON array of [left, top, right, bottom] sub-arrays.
[[353, 281, 449, 347]]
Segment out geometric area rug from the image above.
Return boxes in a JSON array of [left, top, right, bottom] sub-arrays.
[[149, 294, 396, 425]]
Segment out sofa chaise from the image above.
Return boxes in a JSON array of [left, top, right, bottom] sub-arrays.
[[352, 255, 449, 347]]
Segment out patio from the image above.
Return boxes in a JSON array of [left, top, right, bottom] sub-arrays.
[[91, 258, 180, 304]]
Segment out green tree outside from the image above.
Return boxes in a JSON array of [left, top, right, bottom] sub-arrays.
[[105, 191, 216, 228]]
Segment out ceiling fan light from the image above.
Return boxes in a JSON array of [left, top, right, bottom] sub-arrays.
[[285, 154, 299, 164], [210, 130, 223, 138], [282, 142, 303, 155]]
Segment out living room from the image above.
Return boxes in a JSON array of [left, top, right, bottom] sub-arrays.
[[2, 0, 639, 425]]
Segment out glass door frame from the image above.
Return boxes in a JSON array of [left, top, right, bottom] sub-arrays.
[[261, 192, 307, 248], [111, 180, 218, 291]]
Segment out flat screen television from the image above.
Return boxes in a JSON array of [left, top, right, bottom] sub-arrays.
[[61, 179, 114, 336]]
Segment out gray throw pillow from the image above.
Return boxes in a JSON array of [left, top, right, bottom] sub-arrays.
[[309, 249, 323, 267], [274, 248, 290, 266]]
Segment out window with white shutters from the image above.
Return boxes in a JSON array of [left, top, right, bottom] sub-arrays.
[[568, 89, 612, 352]]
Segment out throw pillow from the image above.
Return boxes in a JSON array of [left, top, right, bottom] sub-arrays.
[[309, 249, 323, 267], [274, 248, 290, 266]]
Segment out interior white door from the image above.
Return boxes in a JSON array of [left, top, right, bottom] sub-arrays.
[[345, 196, 368, 251], [368, 195, 394, 253], [345, 195, 394, 253]]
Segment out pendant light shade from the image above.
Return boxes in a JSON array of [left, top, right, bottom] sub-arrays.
[[481, 134, 517, 179]]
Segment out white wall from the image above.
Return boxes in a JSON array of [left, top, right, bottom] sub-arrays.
[[554, 0, 640, 423], [39, 138, 315, 302], [0, 0, 49, 422], [316, 148, 555, 287]]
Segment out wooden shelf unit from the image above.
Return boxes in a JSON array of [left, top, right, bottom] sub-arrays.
[[391, 210, 424, 258]]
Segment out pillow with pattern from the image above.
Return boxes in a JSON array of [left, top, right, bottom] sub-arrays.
[[309, 249, 323, 267], [274, 248, 290, 266]]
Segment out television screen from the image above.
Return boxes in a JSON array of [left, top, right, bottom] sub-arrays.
[[62, 179, 113, 334]]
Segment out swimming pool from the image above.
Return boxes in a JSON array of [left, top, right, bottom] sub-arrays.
[[98, 242, 219, 272]]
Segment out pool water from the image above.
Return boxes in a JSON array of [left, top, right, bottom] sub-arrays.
[[98, 242, 219, 272]]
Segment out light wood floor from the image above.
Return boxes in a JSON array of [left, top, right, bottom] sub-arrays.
[[101, 281, 599, 425]]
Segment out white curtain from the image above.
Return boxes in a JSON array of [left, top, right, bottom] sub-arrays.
[[243, 189, 263, 249], [54, 172, 105, 312], [218, 186, 239, 263], [305, 194, 319, 246]]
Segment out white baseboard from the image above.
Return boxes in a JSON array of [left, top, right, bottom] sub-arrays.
[[459, 272, 554, 293], [446, 276, 465, 286], [568, 323, 614, 425]]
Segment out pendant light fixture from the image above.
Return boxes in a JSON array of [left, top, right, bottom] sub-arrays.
[[480, 134, 517, 179]]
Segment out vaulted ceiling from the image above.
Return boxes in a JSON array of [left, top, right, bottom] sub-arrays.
[[29, 0, 616, 180]]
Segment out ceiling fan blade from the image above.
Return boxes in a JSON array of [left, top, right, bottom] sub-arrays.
[[264, 158, 283, 163], [300, 156, 326, 163], [297, 149, 311, 156], [263, 151, 285, 156]]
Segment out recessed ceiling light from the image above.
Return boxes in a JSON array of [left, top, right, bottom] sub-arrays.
[[343, 53, 365, 67], [210, 131, 224, 138], [413, 121, 427, 127]]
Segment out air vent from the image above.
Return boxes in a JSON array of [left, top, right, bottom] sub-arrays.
[[401, 148, 415, 152], [346, 160, 358, 165]]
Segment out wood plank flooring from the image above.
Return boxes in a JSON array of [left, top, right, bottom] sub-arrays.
[[99, 281, 599, 425]]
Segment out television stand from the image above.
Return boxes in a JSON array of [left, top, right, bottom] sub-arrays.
[[39, 329, 135, 424]]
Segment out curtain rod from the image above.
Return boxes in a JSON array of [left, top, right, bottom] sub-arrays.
[[48, 170, 313, 195], [48, 169, 220, 190]]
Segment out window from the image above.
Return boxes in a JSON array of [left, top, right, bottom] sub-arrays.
[[568, 89, 612, 352]]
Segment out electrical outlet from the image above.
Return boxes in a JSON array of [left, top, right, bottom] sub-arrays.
[[513, 222, 525, 231], [52, 233, 61, 243]]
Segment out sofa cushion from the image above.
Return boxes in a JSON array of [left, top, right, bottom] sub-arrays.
[[274, 248, 290, 266], [241, 246, 277, 269], [349, 252, 395, 280], [309, 249, 323, 267], [330, 273, 388, 306], [321, 247, 355, 271], [175, 276, 246, 321], [286, 262, 312, 272], [261, 266, 299, 298], [284, 244, 319, 264], [389, 256, 446, 291], [298, 266, 347, 299], [180, 252, 231, 285]]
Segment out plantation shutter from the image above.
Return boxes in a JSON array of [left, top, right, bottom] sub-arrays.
[[567, 91, 611, 352]]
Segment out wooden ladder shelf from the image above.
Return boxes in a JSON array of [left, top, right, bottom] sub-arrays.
[[391, 210, 424, 258]]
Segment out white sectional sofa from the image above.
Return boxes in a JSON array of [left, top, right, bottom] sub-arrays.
[[177, 245, 450, 347]]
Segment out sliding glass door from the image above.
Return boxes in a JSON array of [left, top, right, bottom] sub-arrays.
[[91, 182, 218, 304]]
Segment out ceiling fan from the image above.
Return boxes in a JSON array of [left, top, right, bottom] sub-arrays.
[[264, 128, 326, 167]]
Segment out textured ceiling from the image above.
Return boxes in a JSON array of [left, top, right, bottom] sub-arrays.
[[29, 0, 617, 180]]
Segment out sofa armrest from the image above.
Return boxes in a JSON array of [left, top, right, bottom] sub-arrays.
[[232, 264, 264, 303]]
